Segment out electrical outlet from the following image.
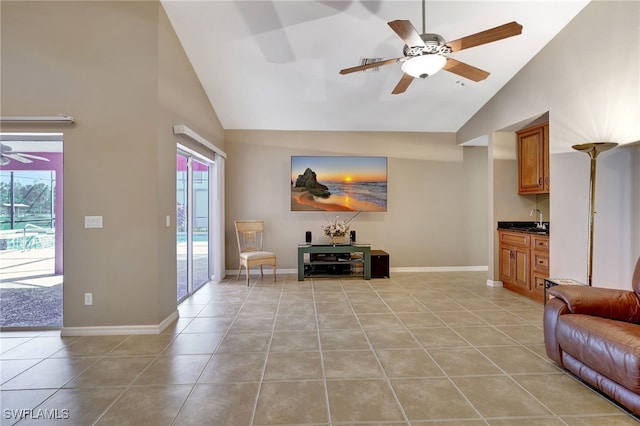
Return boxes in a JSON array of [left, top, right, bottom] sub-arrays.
[[84, 293, 93, 305]]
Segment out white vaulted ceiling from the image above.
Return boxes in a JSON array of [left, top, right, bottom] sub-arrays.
[[161, 0, 590, 133]]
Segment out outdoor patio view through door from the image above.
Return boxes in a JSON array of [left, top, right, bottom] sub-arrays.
[[0, 134, 63, 328], [177, 152, 210, 301]]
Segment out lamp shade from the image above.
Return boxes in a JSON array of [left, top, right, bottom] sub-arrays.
[[401, 55, 447, 79]]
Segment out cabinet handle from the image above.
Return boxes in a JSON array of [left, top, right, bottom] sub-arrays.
[[538, 177, 542, 185]]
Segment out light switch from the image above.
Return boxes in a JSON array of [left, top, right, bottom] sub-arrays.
[[166, 215, 171, 227], [85, 216, 103, 228]]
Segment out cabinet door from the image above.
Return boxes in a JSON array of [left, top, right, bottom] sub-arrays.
[[542, 123, 550, 192], [500, 246, 529, 289], [499, 246, 515, 284], [517, 126, 545, 194], [513, 248, 529, 289]]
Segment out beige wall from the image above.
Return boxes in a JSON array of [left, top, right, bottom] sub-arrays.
[[224, 130, 488, 272], [459, 1, 640, 289], [1, 1, 224, 328]]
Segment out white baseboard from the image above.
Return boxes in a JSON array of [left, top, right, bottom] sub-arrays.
[[227, 268, 296, 277], [390, 266, 488, 273], [61, 310, 179, 336], [486, 279, 504, 288], [227, 267, 487, 277]]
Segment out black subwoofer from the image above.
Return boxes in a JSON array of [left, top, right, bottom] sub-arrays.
[[371, 250, 390, 278]]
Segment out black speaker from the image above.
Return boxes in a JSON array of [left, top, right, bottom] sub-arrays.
[[305, 231, 312, 243], [350, 230, 356, 242]]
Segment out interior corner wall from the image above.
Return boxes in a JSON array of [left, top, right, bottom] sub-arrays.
[[1, 1, 224, 329], [157, 3, 225, 315], [224, 130, 488, 272], [457, 1, 640, 288]]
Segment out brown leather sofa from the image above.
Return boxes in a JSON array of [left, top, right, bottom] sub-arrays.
[[544, 257, 640, 416]]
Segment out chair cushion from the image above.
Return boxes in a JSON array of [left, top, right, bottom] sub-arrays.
[[240, 251, 276, 261]]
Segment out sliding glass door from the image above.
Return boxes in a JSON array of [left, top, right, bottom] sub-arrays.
[[191, 158, 209, 292], [176, 153, 189, 301], [177, 151, 211, 302]]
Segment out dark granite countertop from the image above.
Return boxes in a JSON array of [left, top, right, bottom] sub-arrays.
[[497, 221, 550, 235]]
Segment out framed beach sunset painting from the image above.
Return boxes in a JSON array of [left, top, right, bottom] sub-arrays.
[[291, 156, 387, 212]]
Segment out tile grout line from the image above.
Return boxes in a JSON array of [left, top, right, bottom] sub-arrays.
[[309, 278, 334, 426], [339, 277, 411, 425], [379, 275, 488, 424], [169, 279, 261, 424], [247, 279, 284, 426]]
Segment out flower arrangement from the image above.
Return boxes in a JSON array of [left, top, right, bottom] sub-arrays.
[[322, 216, 350, 238]]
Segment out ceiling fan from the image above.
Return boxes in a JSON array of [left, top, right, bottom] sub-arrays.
[[0, 143, 50, 166], [339, 0, 523, 94]]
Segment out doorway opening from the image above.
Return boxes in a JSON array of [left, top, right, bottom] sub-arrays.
[[0, 133, 63, 328]]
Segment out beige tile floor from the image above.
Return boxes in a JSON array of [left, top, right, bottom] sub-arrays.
[[1, 271, 638, 425]]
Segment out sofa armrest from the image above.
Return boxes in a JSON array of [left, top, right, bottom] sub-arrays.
[[543, 297, 570, 364], [547, 285, 640, 323]]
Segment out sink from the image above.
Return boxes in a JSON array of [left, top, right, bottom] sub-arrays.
[[524, 227, 549, 234]]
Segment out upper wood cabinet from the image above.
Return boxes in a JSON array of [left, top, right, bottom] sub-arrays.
[[516, 122, 549, 194]]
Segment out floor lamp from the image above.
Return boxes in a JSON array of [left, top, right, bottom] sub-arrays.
[[571, 142, 618, 286]]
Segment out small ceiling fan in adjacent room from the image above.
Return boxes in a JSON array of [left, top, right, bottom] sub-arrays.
[[0, 143, 50, 166], [339, 0, 523, 94]]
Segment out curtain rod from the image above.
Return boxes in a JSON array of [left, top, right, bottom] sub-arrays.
[[0, 115, 75, 124], [173, 124, 226, 159]]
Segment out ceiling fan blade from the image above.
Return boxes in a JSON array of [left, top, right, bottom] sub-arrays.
[[391, 73, 414, 95], [388, 20, 425, 48], [447, 21, 523, 52], [5, 153, 33, 164], [339, 58, 400, 75], [18, 153, 50, 162], [443, 58, 490, 82]]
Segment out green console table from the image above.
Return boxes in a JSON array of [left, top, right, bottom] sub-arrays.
[[298, 242, 371, 281]]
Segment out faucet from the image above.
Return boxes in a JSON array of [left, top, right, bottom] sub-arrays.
[[529, 209, 544, 229]]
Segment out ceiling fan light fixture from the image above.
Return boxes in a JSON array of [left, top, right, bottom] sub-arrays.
[[401, 54, 447, 79]]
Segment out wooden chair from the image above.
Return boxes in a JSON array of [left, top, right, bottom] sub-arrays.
[[234, 220, 277, 286]]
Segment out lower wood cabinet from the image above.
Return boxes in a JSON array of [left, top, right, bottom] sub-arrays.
[[530, 235, 550, 296], [498, 230, 549, 302]]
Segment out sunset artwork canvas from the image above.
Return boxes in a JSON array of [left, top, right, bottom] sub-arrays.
[[291, 156, 387, 212]]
